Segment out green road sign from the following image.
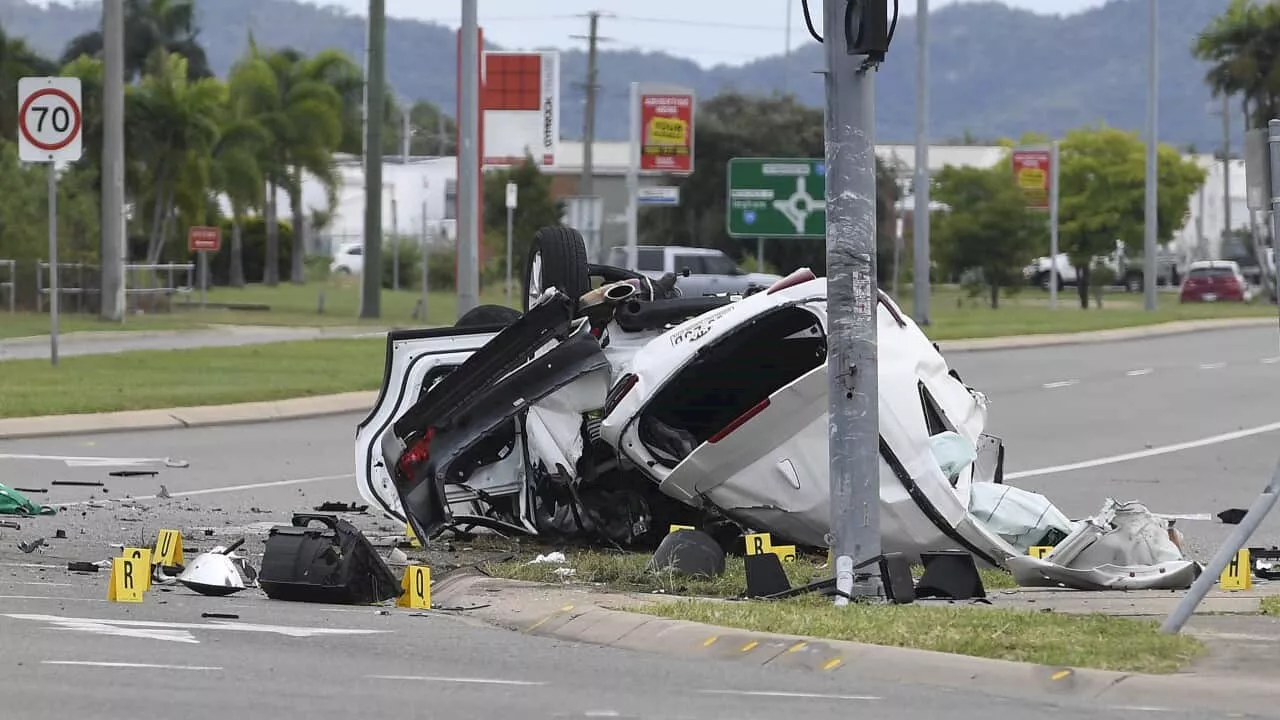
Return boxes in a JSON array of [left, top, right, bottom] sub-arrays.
[[726, 157, 826, 239]]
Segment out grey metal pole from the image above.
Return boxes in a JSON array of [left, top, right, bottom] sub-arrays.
[[200, 251, 207, 309], [506, 206, 514, 305], [1049, 140, 1060, 309], [757, 236, 764, 271], [1143, 0, 1158, 311], [401, 103, 411, 162], [625, 81, 640, 269], [577, 11, 600, 259], [784, 0, 793, 94], [824, 0, 882, 604], [360, 0, 385, 318], [420, 202, 429, 323], [456, 0, 481, 318], [100, 0, 125, 323], [912, 0, 931, 326], [1162, 455, 1280, 634], [48, 163, 59, 367], [1271, 119, 1280, 324], [1223, 94, 1232, 245], [391, 193, 399, 291]]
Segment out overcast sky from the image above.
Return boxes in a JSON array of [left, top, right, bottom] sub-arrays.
[[315, 0, 1110, 67]]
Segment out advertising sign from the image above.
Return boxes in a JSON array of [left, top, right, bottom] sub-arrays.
[[1012, 147, 1052, 210], [639, 90, 694, 175]]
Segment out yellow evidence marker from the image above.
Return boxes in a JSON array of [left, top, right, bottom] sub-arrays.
[[107, 557, 145, 603], [397, 565, 431, 609], [122, 547, 153, 591], [153, 529, 184, 566], [668, 525, 695, 535], [1029, 546, 1053, 559], [1220, 549, 1253, 591], [771, 545, 797, 563], [406, 523, 423, 548], [744, 533, 772, 556]]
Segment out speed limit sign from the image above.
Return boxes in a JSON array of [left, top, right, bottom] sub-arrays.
[[18, 76, 83, 163]]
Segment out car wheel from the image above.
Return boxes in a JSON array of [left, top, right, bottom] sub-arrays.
[[523, 226, 590, 312], [456, 304, 521, 328]]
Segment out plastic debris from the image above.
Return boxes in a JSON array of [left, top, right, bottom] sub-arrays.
[[527, 552, 567, 565]]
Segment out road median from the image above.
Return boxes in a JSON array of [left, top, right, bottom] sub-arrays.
[[431, 570, 1276, 716]]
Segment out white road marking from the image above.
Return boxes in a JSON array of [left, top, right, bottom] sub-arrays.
[[366, 675, 546, 686], [5, 613, 389, 645], [1006, 419, 1280, 480], [1125, 368, 1153, 376], [51, 473, 354, 508], [0, 453, 188, 468], [42, 660, 222, 671], [699, 690, 880, 701], [1198, 362, 1227, 370], [583, 712, 621, 718], [0, 595, 106, 603], [13, 582, 72, 587], [1041, 380, 1078, 389], [1263, 357, 1280, 364]]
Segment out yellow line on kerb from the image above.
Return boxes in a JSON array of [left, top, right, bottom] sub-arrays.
[[823, 657, 843, 671], [703, 636, 719, 647], [786, 642, 808, 654], [1051, 669, 1073, 681], [740, 641, 759, 653]]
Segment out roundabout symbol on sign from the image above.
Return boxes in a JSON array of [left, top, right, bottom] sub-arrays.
[[20, 87, 82, 153]]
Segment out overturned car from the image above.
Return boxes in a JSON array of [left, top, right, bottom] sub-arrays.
[[354, 227, 1201, 587]]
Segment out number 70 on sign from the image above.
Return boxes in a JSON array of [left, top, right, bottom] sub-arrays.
[[18, 76, 83, 163]]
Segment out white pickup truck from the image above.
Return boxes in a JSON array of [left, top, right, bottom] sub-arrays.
[[606, 245, 781, 298]]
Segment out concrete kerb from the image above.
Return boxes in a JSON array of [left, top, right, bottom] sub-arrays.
[[1, 316, 1274, 440], [0, 391, 378, 440], [430, 571, 1280, 716]]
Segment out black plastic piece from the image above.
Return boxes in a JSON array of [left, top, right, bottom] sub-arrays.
[[613, 296, 732, 333], [880, 552, 916, 604], [649, 529, 726, 578], [744, 553, 791, 598], [915, 551, 986, 601], [258, 513, 400, 605]]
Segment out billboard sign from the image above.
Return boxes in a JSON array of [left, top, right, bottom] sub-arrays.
[[481, 50, 560, 169], [638, 86, 694, 175], [1012, 147, 1052, 210]]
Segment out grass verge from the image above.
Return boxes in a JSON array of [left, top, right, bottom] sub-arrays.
[[639, 596, 1203, 674], [483, 548, 1018, 597], [1260, 596, 1280, 616], [0, 338, 384, 418]]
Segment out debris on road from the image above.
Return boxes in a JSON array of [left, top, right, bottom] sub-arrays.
[[314, 501, 368, 513], [51, 480, 104, 488], [109, 470, 158, 477], [12, 487, 46, 494], [17, 538, 45, 553], [1218, 508, 1246, 525], [157, 485, 171, 499], [201, 612, 239, 619], [0, 483, 57, 516], [257, 513, 399, 605], [0, 521, 19, 530], [177, 538, 257, 597], [67, 561, 99, 573]]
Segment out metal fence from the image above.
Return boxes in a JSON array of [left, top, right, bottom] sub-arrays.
[[33, 261, 194, 314], [0, 259, 13, 314]]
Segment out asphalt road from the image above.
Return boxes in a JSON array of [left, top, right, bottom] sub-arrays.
[[0, 325, 386, 361], [2, 324, 1280, 717]]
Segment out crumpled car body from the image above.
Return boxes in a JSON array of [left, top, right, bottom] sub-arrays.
[[353, 257, 1197, 588]]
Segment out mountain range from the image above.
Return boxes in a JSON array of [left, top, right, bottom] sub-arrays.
[[0, 0, 1242, 150]]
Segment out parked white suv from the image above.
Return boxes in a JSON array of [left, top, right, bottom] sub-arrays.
[[330, 242, 364, 276], [607, 245, 780, 297]]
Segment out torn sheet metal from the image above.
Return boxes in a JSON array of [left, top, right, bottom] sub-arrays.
[[1007, 499, 1202, 590], [177, 542, 258, 596]]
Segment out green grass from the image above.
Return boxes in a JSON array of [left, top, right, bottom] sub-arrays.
[[911, 286, 1275, 340], [639, 595, 1203, 674], [0, 338, 385, 418], [1260, 596, 1280, 616], [483, 548, 1018, 597]]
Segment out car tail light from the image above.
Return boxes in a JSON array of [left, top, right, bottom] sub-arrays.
[[603, 373, 638, 417], [708, 398, 771, 443], [396, 427, 435, 482]]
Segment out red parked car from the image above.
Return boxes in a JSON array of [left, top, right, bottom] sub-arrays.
[[1179, 260, 1251, 303]]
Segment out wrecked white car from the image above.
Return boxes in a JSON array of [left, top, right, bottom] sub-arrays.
[[354, 227, 1200, 589]]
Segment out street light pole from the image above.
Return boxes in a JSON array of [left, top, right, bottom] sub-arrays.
[[456, 0, 481, 318], [100, 0, 125, 322], [360, 0, 386, 318], [912, 0, 931, 326], [1143, 0, 1159, 311]]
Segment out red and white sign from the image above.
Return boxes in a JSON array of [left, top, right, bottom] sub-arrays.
[[18, 76, 83, 163], [188, 226, 221, 253], [639, 88, 695, 175], [480, 50, 560, 169], [1011, 147, 1052, 210]]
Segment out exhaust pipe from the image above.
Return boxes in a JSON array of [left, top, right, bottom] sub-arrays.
[[603, 282, 637, 303]]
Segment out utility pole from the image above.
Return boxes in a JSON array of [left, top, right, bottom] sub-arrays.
[[912, 0, 931, 326], [360, 0, 386, 319], [784, 0, 793, 94], [456, 0, 481, 318], [100, 0, 125, 323], [825, 0, 886, 604], [1142, 0, 1158, 312], [572, 11, 609, 260], [1223, 93, 1232, 244]]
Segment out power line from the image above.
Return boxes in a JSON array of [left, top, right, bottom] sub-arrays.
[[610, 14, 781, 31]]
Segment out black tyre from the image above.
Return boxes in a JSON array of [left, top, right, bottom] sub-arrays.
[[456, 304, 521, 328], [523, 226, 590, 312]]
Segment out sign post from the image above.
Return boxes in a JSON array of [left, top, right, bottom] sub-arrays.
[[19, 76, 84, 367], [505, 181, 517, 305], [187, 226, 221, 309], [1012, 146, 1057, 306], [625, 83, 695, 268]]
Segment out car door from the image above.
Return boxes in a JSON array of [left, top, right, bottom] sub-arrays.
[[354, 327, 501, 522]]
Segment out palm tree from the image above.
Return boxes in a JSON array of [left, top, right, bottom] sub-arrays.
[[61, 0, 211, 82], [128, 51, 225, 264], [233, 42, 350, 285], [1194, 0, 1280, 128], [211, 73, 272, 288]]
